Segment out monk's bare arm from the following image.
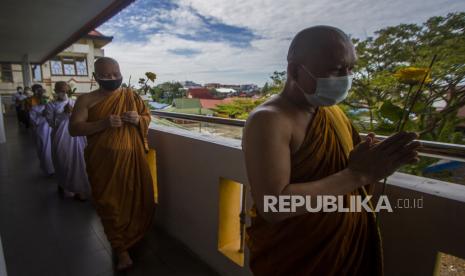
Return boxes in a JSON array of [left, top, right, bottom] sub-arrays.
[[243, 110, 369, 223], [69, 95, 109, 136]]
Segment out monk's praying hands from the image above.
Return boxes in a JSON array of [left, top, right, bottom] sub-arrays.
[[348, 131, 420, 183], [69, 57, 154, 271], [107, 114, 122, 128], [121, 111, 140, 125]]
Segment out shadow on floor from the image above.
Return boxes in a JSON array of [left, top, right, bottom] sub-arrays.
[[0, 113, 219, 276]]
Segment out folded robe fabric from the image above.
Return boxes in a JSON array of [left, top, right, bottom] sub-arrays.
[[246, 105, 383, 276], [85, 88, 155, 253]]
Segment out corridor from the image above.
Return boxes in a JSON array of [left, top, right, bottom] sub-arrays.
[[0, 112, 218, 276]]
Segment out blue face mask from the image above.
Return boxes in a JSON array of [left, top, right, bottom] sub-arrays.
[[296, 65, 353, 106]]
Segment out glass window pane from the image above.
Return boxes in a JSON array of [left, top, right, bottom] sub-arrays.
[[31, 65, 42, 82], [63, 63, 76, 75], [0, 64, 13, 82], [50, 60, 63, 75], [75, 59, 88, 76]]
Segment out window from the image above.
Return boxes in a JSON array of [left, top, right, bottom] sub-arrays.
[[50, 60, 63, 75], [50, 56, 88, 76], [0, 63, 13, 82], [75, 58, 88, 76], [31, 65, 42, 82], [63, 63, 76, 75]]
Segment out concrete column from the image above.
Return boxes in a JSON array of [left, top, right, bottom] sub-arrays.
[[21, 54, 32, 88], [87, 39, 95, 91]]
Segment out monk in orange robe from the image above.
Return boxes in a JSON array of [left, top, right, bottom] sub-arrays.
[[25, 84, 43, 110], [69, 57, 154, 270], [242, 26, 420, 276]]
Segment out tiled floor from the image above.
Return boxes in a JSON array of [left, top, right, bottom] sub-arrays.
[[0, 113, 219, 276]]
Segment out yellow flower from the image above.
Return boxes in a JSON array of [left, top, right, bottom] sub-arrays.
[[394, 67, 432, 85], [145, 72, 157, 82]]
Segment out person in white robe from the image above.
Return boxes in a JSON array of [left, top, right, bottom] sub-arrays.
[[29, 87, 54, 175], [45, 82, 90, 200]]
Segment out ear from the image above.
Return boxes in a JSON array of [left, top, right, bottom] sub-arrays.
[[287, 62, 299, 81]]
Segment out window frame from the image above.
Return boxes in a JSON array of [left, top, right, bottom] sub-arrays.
[[0, 63, 14, 83], [50, 56, 89, 77], [74, 57, 89, 76], [50, 59, 64, 75], [31, 64, 43, 82]]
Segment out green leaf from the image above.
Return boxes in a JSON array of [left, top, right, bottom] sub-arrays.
[[378, 101, 404, 122], [412, 101, 427, 113]]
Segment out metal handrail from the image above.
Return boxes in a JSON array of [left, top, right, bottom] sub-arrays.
[[151, 110, 245, 126], [151, 110, 465, 162]]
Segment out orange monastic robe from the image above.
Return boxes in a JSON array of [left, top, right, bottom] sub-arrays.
[[85, 88, 155, 253], [246, 106, 383, 276], [25, 95, 40, 111]]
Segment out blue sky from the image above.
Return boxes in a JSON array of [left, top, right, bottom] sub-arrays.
[[98, 0, 465, 86]]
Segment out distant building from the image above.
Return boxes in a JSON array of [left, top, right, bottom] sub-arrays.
[[205, 83, 221, 89], [199, 98, 234, 109], [148, 101, 170, 110], [240, 84, 259, 93], [173, 98, 202, 109], [181, 80, 202, 89], [187, 87, 214, 99], [220, 84, 241, 90], [423, 160, 465, 185], [0, 30, 112, 95], [169, 98, 213, 115], [215, 88, 236, 94]]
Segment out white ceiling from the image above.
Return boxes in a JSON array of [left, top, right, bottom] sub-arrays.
[[0, 0, 131, 63]]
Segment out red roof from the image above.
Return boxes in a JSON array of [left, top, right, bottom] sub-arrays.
[[88, 30, 104, 36], [187, 88, 213, 99], [199, 98, 234, 109], [85, 30, 112, 40]]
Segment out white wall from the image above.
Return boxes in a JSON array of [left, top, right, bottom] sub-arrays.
[[148, 124, 465, 276], [148, 125, 253, 276], [0, 38, 99, 96]]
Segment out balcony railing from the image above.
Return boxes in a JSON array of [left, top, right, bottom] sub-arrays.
[[149, 109, 465, 276], [151, 110, 465, 162]]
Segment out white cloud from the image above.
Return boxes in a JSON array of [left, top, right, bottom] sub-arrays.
[[104, 33, 285, 85], [100, 0, 465, 86]]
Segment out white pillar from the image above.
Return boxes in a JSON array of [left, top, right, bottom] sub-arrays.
[[21, 54, 32, 88], [0, 96, 5, 144], [0, 236, 7, 276], [87, 39, 96, 91]]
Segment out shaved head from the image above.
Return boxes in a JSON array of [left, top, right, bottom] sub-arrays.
[[286, 25, 356, 83], [93, 57, 123, 91], [287, 25, 352, 63], [95, 57, 119, 72], [94, 57, 122, 80], [54, 81, 69, 92], [284, 26, 356, 102]]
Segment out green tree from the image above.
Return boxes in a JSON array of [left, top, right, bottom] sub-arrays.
[[212, 98, 266, 119], [261, 71, 287, 95], [346, 12, 465, 144], [149, 81, 184, 104]]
